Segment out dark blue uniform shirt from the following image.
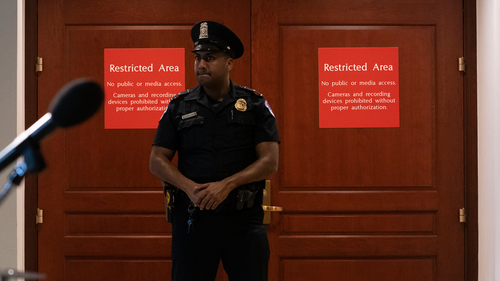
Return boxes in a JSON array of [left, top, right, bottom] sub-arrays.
[[153, 82, 280, 184]]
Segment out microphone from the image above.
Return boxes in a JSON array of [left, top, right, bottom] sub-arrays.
[[0, 78, 104, 172]]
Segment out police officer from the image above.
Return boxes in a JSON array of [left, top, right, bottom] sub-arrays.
[[149, 21, 280, 281]]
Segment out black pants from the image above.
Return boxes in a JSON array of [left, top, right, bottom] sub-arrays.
[[171, 190, 270, 281]]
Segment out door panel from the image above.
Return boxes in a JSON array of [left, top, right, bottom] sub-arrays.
[[281, 26, 434, 187], [38, 1, 249, 281], [282, 259, 435, 281], [65, 26, 192, 189], [252, 0, 464, 281]]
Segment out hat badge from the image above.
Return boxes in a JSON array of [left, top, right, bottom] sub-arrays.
[[199, 22, 208, 39]]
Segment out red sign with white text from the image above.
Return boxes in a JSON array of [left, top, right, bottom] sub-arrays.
[[318, 47, 399, 128], [104, 48, 185, 129]]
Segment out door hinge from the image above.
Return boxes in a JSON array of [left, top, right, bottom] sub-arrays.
[[459, 208, 466, 223], [36, 208, 43, 224], [36, 57, 43, 72], [458, 57, 466, 73]]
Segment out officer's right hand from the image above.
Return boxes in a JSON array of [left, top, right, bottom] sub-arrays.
[[193, 181, 232, 210], [187, 183, 209, 207]]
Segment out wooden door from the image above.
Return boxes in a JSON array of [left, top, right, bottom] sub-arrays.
[[252, 0, 465, 281], [37, 0, 466, 280], [37, 1, 250, 280]]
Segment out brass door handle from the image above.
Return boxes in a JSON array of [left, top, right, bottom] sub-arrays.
[[262, 180, 282, 224], [262, 205, 283, 212]]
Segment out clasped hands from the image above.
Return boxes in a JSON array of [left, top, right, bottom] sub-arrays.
[[189, 181, 232, 211]]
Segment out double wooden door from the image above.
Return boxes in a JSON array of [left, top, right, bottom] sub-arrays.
[[36, 0, 466, 280]]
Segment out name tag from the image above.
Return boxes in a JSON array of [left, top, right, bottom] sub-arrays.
[[181, 112, 198, 119]]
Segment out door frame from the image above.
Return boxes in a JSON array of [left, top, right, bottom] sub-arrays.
[[464, 1, 478, 281], [23, 1, 478, 280], [24, 0, 39, 274]]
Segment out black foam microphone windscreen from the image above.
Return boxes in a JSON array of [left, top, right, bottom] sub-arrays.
[[49, 78, 104, 127], [0, 78, 104, 172]]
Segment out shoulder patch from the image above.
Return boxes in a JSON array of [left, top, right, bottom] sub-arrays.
[[265, 100, 276, 118], [239, 85, 264, 97]]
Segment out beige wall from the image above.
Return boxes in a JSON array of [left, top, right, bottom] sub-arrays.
[[0, 0, 19, 272], [478, 0, 500, 280]]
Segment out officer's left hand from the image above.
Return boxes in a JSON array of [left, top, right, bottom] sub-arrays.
[[194, 181, 231, 210]]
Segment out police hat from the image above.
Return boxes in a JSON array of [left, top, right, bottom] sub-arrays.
[[191, 21, 244, 59]]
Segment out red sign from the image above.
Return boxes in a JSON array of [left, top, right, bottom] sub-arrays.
[[318, 47, 399, 128], [104, 48, 185, 129]]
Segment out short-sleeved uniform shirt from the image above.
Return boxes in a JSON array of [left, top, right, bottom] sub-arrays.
[[153, 82, 279, 184]]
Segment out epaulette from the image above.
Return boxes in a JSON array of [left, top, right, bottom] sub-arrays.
[[169, 88, 192, 102], [239, 85, 264, 97]]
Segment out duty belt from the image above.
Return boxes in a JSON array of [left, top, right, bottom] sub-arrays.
[[162, 181, 264, 221]]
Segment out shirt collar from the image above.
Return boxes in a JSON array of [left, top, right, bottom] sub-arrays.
[[183, 81, 242, 112]]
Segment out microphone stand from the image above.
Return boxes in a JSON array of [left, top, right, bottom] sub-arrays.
[[0, 138, 46, 280], [0, 137, 45, 205], [0, 269, 45, 281]]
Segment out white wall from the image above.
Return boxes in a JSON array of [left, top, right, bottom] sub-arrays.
[[0, 0, 19, 273], [478, 0, 500, 280]]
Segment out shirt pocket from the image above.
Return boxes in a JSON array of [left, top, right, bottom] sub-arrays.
[[226, 111, 256, 145], [177, 116, 205, 149]]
